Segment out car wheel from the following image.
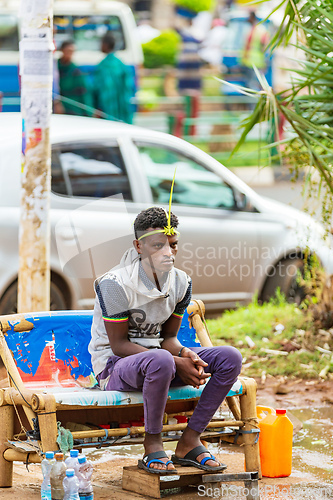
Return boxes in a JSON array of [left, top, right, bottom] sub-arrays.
[[0, 280, 68, 315], [260, 257, 305, 305]]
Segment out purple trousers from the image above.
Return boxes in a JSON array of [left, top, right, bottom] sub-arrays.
[[98, 346, 242, 434]]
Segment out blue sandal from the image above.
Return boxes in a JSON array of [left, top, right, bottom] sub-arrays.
[[172, 445, 227, 471], [138, 451, 177, 475]]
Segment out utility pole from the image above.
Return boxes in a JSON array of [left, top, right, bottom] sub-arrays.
[[18, 1, 54, 312]]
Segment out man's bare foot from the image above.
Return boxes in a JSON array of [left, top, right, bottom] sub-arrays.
[[174, 426, 221, 467], [143, 432, 176, 471]]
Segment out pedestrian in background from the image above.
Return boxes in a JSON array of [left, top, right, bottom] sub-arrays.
[[199, 18, 228, 70], [52, 26, 64, 114], [58, 40, 93, 116], [241, 11, 269, 91], [93, 32, 135, 124], [175, 12, 203, 96]]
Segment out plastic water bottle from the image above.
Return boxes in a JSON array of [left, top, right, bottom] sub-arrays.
[[167, 417, 177, 436], [65, 450, 79, 473], [50, 452, 67, 500], [63, 469, 79, 500], [77, 455, 94, 499], [41, 451, 55, 500]]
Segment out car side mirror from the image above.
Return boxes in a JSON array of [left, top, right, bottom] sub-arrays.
[[235, 191, 247, 211]]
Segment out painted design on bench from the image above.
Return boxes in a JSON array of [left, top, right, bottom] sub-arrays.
[[4, 309, 200, 390], [3, 309, 242, 400], [5, 312, 96, 389], [177, 309, 201, 348]]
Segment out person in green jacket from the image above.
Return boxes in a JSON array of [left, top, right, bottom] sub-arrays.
[[57, 40, 93, 116], [93, 32, 135, 124]]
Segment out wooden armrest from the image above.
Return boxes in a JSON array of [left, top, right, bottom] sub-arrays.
[[187, 299, 205, 318], [0, 387, 41, 410], [0, 315, 34, 334]]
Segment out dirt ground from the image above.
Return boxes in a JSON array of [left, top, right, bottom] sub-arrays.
[[255, 376, 333, 408], [0, 377, 332, 500]]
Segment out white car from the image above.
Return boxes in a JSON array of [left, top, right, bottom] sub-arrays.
[[0, 113, 332, 313]]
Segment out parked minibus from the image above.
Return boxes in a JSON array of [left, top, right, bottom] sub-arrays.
[[0, 0, 143, 111]]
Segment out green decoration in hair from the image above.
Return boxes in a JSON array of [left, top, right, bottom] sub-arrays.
[[138, 169, 180, 241]]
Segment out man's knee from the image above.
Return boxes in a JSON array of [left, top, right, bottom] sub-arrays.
[[146, 349, 176, 375], [215, 346, 243, 375], [228, 346, 243, 375]]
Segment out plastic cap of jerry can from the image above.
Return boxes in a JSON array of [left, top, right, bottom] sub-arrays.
[[129, 421, 142, 427], [174, 415, 187, 423], [276, 409, 286, 415]]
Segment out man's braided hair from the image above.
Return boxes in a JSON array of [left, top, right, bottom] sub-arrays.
[[134, 207, 179, 240]]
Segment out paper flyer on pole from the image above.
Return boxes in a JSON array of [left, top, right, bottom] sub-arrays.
[[19, 39, 53, 83], [21, 87, 52, 130], [19, 0, 52, 22]]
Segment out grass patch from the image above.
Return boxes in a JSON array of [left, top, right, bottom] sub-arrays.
[[140, 74, 222, 98], [140, 75, 273, 166], [206, 292, 333, 379], [190, 140, 271, 167], [140, 75, 165, 97], [202, 75, 223, 96]]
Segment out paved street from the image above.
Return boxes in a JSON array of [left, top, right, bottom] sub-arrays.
[[254, 181, 323, 222], [255, 181, 305, 210]]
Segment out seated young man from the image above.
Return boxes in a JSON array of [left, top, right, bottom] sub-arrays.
[[89, 207, 242, 474]]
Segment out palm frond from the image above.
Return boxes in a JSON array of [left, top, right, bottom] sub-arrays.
[[231, 0, 333, 225]]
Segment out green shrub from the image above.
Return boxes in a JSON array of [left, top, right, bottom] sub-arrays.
[[142, 30, 181, 69], [172, 0, 216, 13]]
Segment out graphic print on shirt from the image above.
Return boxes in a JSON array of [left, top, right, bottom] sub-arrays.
[[128, 309, 160, 337]]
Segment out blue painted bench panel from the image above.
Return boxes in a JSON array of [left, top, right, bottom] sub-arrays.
[[4, 309, 242, 406]]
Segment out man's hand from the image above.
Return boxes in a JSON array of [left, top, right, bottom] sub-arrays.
[[183, 349, 208, 376], [175, 356, 210, 389], [181, 348, 208, 377]]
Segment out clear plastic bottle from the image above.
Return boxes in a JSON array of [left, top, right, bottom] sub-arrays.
[[41, 451, 55, 500], [50, 452, 67, 500], [167, 417, 177, 436], [65, 450, 79, 473], [63, 469, 80, 500], [77, 455, 94, 500]]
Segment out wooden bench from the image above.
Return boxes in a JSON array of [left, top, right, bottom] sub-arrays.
[[0, 301, 260, 489]]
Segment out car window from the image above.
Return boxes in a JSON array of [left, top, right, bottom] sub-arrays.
[[54, 15, 126, 52], [51, 150, 68, 195], [51, 144, 132, 199], [136, 143, 235, 209], [0, 15, 18, 51]]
